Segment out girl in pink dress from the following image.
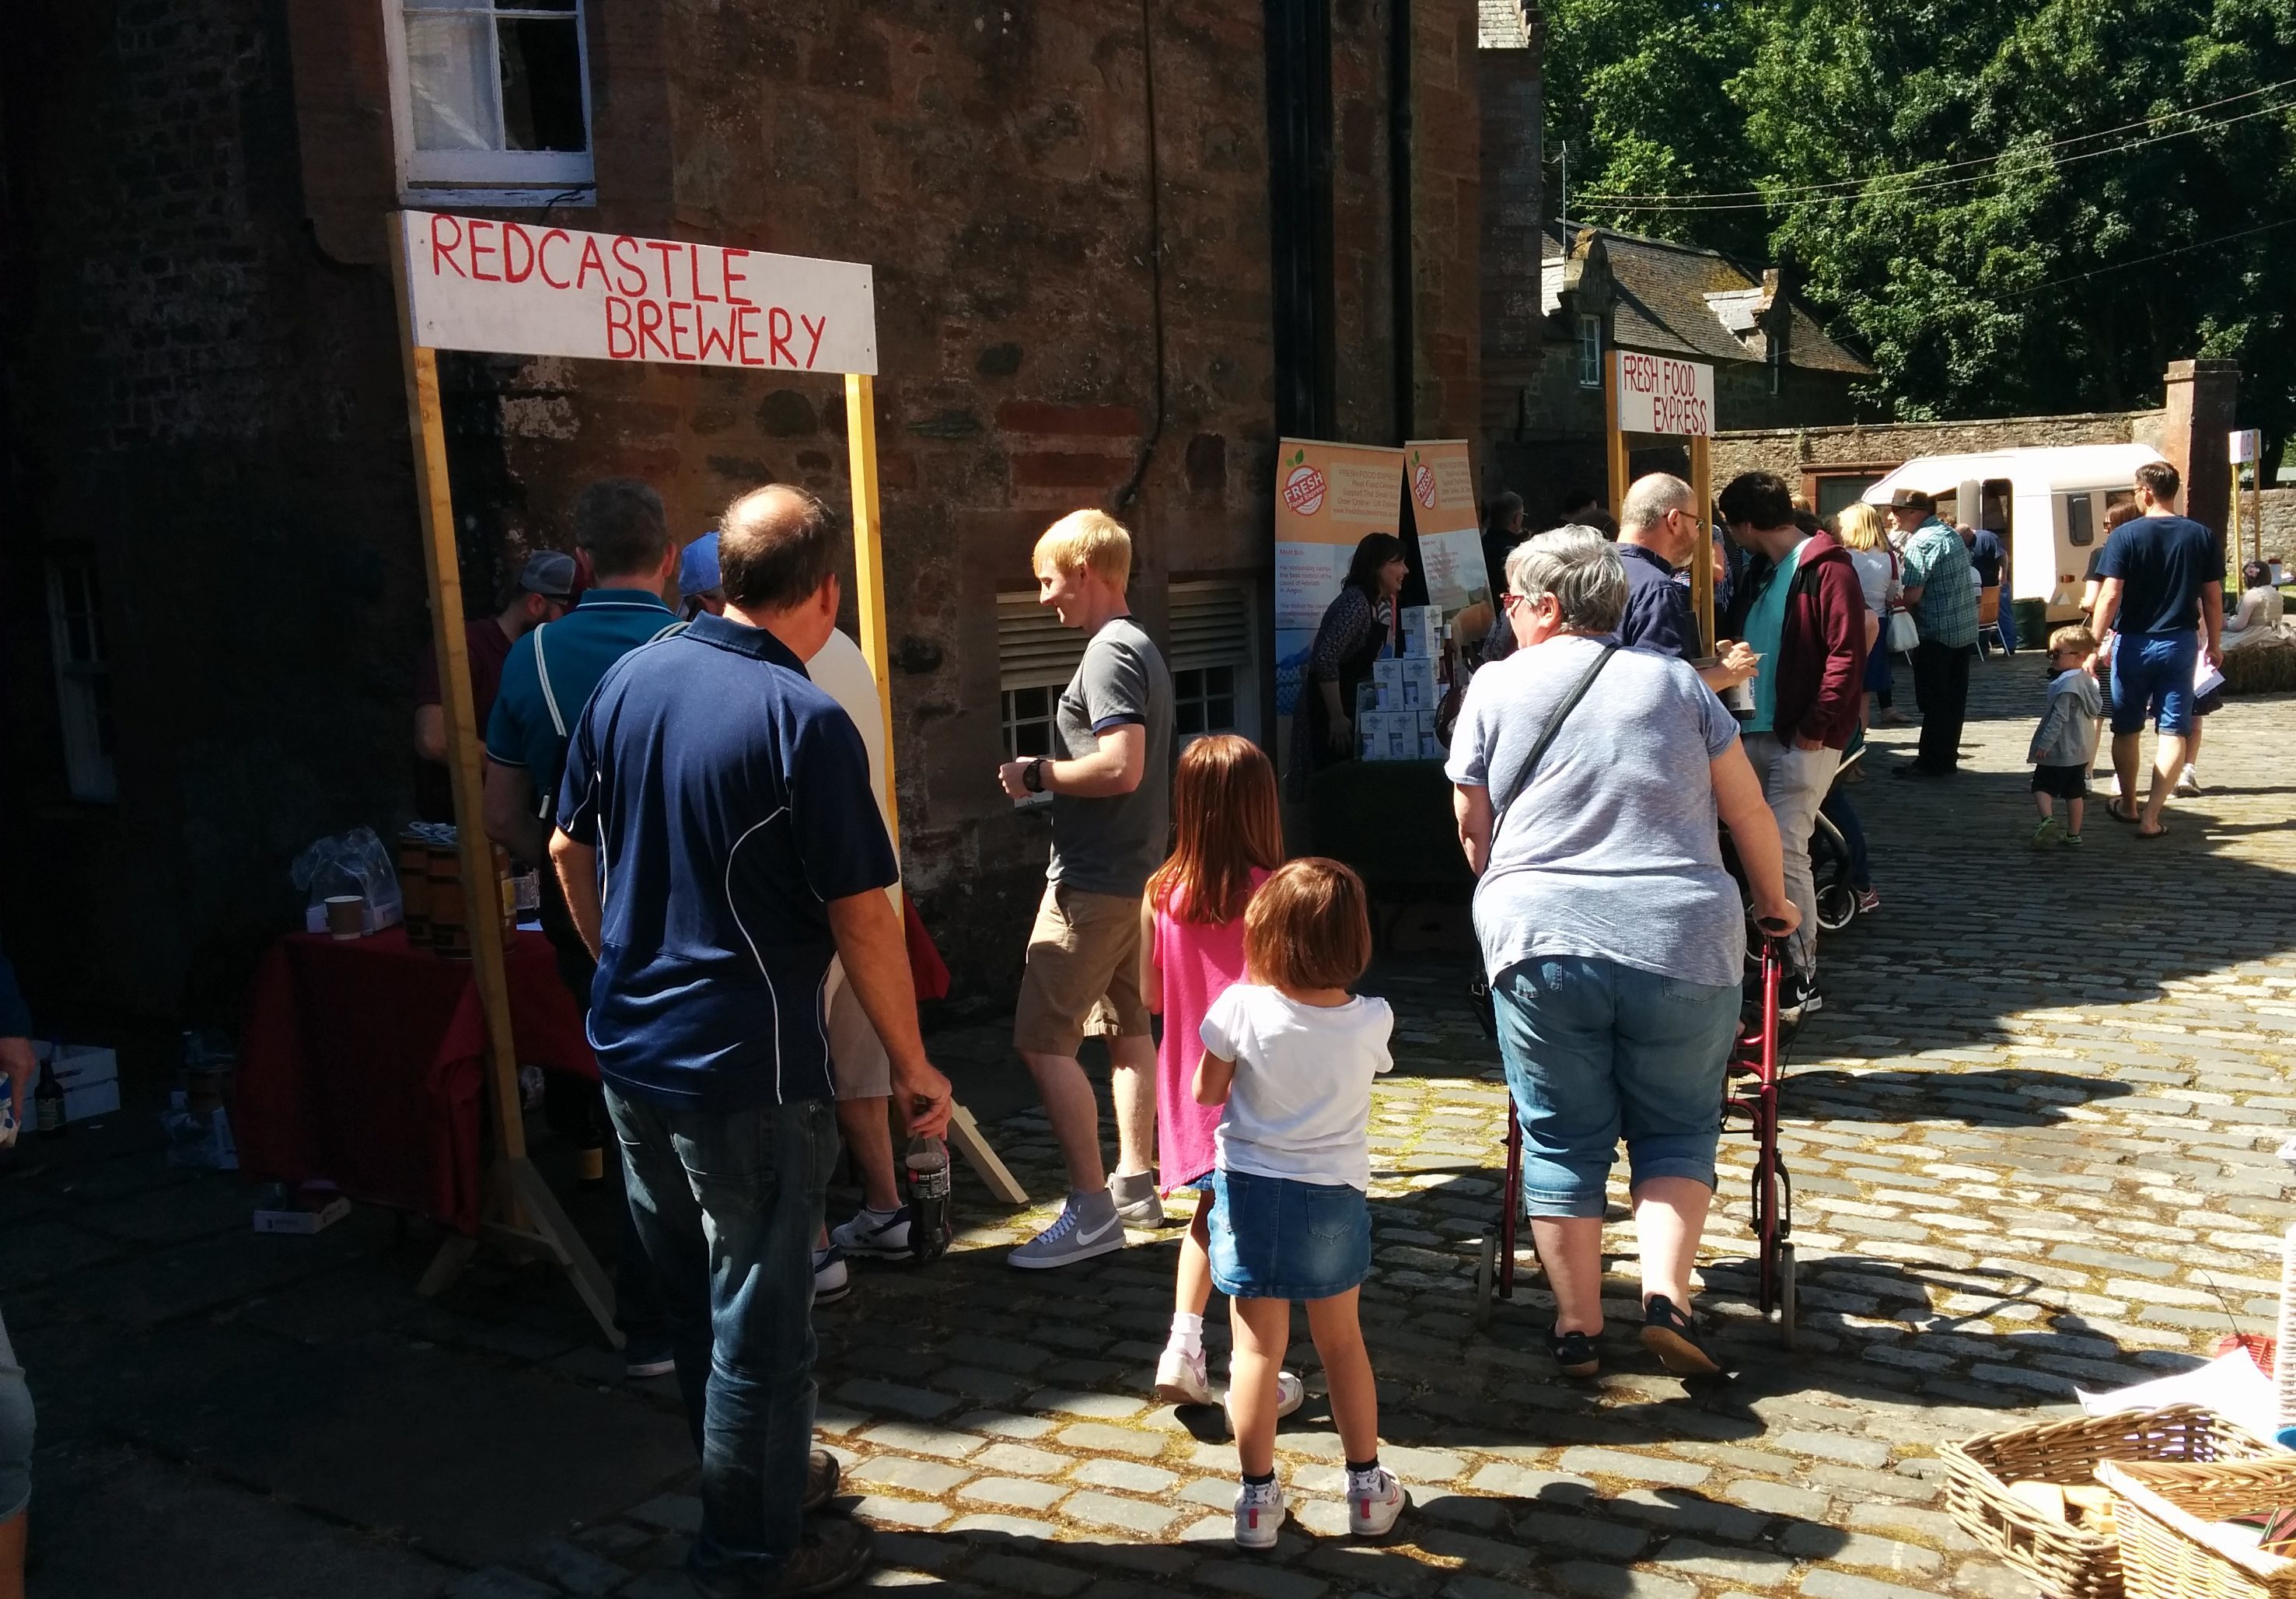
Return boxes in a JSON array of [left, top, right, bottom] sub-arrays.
[[1143, 735, 1285, 1406]]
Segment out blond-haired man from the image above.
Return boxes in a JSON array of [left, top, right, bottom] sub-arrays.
[[997, 510, 1174, 1268]]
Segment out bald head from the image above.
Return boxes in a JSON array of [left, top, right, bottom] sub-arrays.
[[1618, 473, 1697, 564], [718, 484, 840, 614]]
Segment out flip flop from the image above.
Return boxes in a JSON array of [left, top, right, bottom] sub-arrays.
[[2107, 800, 2142, 825], [2137, 821, 2172, 839]]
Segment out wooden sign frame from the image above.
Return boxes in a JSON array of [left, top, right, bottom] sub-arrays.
[[386, 214, 1019, 1342]]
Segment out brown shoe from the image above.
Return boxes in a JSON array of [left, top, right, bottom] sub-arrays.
[[771, 1516, 872, 1595], [802, 1449, 840, 1513]]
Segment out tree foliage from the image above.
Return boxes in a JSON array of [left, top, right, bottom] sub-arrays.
[[1544, 0, 2296, 450]]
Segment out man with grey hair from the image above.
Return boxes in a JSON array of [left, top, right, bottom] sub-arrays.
[[1616, 473, 1758, 695]]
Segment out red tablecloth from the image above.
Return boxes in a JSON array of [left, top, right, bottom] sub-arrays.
[[236, 929, 596, 1234]]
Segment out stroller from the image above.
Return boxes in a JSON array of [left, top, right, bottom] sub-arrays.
[[1471, 932, 1798, 1345]]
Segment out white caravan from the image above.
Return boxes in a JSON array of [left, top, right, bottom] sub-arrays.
[[1862, 443, 2168, 624]]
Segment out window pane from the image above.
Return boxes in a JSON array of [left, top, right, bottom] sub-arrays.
[[92, 677, 116, 758], [65, 614, 91, 663], [1207, 665, 1234, 695], [498, 18, 585, 152], [407, 13, 504, 151], [1207, 695, 1235, 730], [1176, 702, 1204, 736]]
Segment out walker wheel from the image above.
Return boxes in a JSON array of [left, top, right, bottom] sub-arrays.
[[1777, 1243, 1798, 1350], [1473, 1233, 1497, 1331]]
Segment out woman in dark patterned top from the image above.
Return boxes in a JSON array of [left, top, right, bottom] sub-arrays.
[[1290, 533, 1407, 793]]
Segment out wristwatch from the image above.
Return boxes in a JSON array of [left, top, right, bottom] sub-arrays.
[[1023, 758, 1047, 793]]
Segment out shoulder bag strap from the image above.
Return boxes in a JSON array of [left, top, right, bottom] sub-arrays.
[[1488, 642, 1617, 832]]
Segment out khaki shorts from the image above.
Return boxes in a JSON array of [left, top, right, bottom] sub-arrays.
[[823, 958, 891, 1101], [1012, 881, 1151, 1058]]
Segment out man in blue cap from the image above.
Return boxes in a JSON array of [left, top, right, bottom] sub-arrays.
[[680, 529, 727, 620]]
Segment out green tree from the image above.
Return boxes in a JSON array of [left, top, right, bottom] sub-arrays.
[[1545, 0, 2296, 450]]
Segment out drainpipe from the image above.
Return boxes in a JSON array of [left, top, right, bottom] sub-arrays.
[[1389, 0, 1413, 443]]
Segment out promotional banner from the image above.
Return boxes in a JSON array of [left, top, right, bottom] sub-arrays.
[[1402, 438, 1490, 614], [1272, 439, 1406, 728], [398, 211, 879, 375]]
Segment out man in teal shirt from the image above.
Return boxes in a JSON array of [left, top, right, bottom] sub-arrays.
[[481, 476, 684, 1380], [1889, 488, 1978, 777]]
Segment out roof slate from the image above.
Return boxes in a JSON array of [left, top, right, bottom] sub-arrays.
[[1541, 226, 1872, 376]]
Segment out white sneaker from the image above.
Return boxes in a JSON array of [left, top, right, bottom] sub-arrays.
[[1224, 1369, 1305, 1427], [813, 1245, 851, 1305], [831, 1205, 912, 1258], [2178, 767, 2202, 796], [1155, 1345, 1213, 1406], [1007, 1193, 1125, 1270], [1347, 1466, 1406, 1538], [1233, 1478, 1286, 1549]]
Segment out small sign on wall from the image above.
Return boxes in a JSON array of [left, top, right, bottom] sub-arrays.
[[398, 211, 879, 374]]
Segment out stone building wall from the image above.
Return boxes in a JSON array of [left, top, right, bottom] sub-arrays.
[[2, 0, 1487, 1020], [1711, 408, 2167, 484]]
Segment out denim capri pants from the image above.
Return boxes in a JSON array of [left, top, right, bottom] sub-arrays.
[[1491, 954, 1740, 1219], [0, 1304, 30, 1523], [1207, 1167, 1372, 1300]]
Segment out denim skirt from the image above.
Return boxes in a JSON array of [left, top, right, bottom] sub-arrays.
[[1207, 1167, 1372, 1301]]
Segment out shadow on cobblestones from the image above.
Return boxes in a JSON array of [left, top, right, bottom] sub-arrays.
[[1784, 1066, 2132, 1125]]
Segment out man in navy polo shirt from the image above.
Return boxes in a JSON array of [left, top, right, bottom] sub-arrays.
[[1614, 472, 1758, 693], [553, 483, 952, 1599]]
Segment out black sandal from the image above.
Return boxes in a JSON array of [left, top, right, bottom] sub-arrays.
[[1641, 1295, 1721, 1376], [1547, 1326, 1601, 1378]]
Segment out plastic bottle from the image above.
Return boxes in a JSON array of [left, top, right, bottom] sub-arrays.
[[903, 1135, 952, 1263]]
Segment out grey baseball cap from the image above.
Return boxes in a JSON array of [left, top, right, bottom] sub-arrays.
[[515, 550, 577, 600]]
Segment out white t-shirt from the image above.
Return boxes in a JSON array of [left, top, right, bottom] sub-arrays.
[[804, 629, 897, 913], [1200, 984, 1394, 1190]]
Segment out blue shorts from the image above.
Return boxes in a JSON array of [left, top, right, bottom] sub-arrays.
[[2109, 631, 2200, 737], [1491, 954, 1739, 1219], [1207, 1167, 1371, 1301], [0, 1305, 29, 1522]]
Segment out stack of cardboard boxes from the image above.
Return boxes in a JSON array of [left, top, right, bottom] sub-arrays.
[[1359, 605, 1447, 762]]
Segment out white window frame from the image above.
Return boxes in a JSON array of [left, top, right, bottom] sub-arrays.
[[1167, 580, 1262, 748], [1768, 333, 1784, 396], [380, 0, 596, 204], [1577, 314, 1602, 387], [46, 556, 117, 803], [997, 593, 1089, 807]]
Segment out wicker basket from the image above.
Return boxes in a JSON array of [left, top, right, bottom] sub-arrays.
[[1944, 1406, 2279, 1599], [2099, 1457, 2296, 1599]]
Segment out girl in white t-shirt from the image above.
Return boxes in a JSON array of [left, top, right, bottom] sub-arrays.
[[1195, 858, 1403, 1548]]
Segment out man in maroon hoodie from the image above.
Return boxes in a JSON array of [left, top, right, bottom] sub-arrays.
[[1718, 472, 1867, 1016]]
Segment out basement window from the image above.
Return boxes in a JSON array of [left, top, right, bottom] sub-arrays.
[[47, 556, 117, 803], [385, 0, 594, 199]]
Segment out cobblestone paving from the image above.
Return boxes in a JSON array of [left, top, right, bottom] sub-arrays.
[[10, 663, 2291, 1599], [481, 663, 2294, 1599]]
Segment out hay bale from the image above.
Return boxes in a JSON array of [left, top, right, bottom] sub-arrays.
[[2222, 637, 2296, 694]]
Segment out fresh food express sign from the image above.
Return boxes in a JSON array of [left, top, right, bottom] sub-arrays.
[[1613, 351, 1714, 437]]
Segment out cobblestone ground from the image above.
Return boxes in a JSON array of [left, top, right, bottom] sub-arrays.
[[9, 660, 2294, 1599]]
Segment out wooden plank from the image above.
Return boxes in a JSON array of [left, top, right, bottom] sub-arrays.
[[844, 372, 899, 845], [507, 1156, 622, 1348], [386, 214, 529, 1181], [948, 1101, 1029, 1206], [1690, 433, 1714, 650], [416, 1233, 478, 1297]]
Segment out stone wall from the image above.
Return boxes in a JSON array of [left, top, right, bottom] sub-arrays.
[[2247, 488, 2296, 569], [2, 0, 1487, 1020], [1711, 408, 2166, 485]]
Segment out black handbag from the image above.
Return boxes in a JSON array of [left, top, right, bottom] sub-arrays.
[[1466, 642, 1619, 1039]]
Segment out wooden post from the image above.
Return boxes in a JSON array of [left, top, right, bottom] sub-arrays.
[[386, 214, 618, 1343], [844, 373, 899, 845], [2256, 459, 2266, 571], [1690, 433, 1714, 649], [842, 372, 1026, 1207], [1602, 349, 1629, 516]]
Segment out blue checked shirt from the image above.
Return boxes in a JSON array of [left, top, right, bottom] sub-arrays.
[[1901, 520, 1978, 649]]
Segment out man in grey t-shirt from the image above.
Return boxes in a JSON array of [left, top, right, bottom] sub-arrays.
[[996, 510, 1174, 1268]]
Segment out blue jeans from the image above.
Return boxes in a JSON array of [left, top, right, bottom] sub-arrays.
[[1822, 790, 1870, 891], [1492, 956, 1739, 1219], [0, 1303, 29, 1522], [606, 1087, 840, 1592], [2109, 630, 2200, 737]]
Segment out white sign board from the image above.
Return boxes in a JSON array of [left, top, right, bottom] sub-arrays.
[[1614, 350, 1714, 437], [397, 211, 879, 374], [2231, 429, 2261, 464]]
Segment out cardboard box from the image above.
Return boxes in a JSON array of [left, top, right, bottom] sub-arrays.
[[1386, 726, 1416, 761], [254, 1184, 351, 1235], [1397, 657, 1438, 710], [1400, 605, 1444, 656], [1418, 732, 1444, 761], [33, 1042, 119, 1125]]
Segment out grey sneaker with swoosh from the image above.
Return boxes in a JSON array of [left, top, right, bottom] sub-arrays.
[[1008, 1191, 1126, 1269]]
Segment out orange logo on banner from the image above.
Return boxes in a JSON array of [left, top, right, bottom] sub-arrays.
[[1282, 451, 1329, 516], [1412, 457, 1438, 510]]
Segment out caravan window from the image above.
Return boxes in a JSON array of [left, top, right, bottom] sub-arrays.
[[2066, 495, 2095, 548]]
